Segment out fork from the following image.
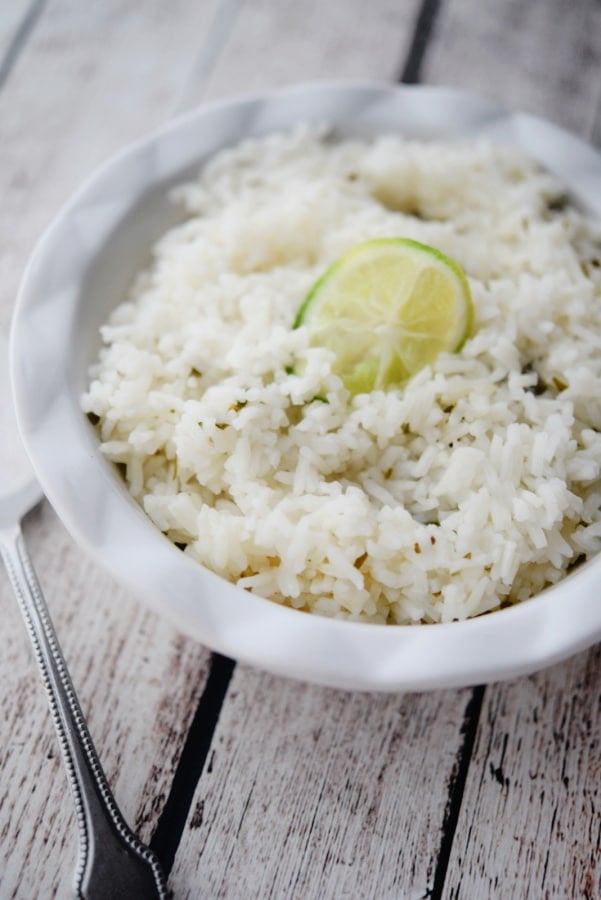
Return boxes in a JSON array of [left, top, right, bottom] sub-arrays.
[[0, 479, 168, 899]]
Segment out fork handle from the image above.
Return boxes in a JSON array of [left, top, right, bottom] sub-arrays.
[[0, 524, 168, 899]]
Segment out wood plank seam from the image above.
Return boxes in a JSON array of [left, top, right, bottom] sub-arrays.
[[398, 0, 442, 84], [160, 7, 490, 895], [429, 685, 486, 900], [396, 9, 489, 896], [150, 4, 439, 875], [0, 0, 45, 93], [150, 653, 236, 875]]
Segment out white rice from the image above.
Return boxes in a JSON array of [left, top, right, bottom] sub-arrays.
[[83, 127, 601, 624]]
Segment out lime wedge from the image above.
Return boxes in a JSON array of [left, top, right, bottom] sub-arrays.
[[294, 238, 473, 394]]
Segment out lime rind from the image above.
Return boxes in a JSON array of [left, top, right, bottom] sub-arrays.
[[294, 238, 473, 394]]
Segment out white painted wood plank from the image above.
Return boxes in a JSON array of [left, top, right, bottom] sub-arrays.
[[0, 0, 236, 332], [198, 0, 421, 102], [170, 1, 601, 895], [442, 648, 601, 899], [3, 1, 598, 898], [0, 0, 235, 895], [167, 4, 471, 895], [1, 508, 211, 899], [170, 666, 475, 899], [425, 0, 601, 137], [424, 2, 601, 895]]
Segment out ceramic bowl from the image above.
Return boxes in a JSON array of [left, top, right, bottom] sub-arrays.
[[11, 82, 601, 691]]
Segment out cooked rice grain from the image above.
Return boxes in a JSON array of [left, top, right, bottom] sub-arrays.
[[83, 128, 601, 624]]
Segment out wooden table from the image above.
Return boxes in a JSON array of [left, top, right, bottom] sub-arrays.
[[1, 1, 600, 897]]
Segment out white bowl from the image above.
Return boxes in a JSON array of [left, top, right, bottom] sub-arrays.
[[11, 82, 601, 692]]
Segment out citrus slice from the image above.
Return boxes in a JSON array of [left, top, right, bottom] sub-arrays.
[[294, 238, 473, 394]]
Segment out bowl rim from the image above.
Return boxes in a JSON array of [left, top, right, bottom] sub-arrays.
[[10, 80, 601, 691]]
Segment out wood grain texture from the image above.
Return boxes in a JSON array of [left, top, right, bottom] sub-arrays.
[[0, 508, 211, 898], [170, 666, 475, 900], [422, 2, 601, 897], [0, 0, 230, 895], [198, 0, 422, 103], [424, 0, 601, 137], [442, 648, 601, 899], [0, 0, 229, 332], [167, 5, 467, 895], [2, 0, 601, 897]]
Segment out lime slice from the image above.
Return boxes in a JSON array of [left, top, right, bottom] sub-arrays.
[[294, 238, 473, 394]]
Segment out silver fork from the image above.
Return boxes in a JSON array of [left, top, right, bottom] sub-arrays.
[[0, 478, 168, 899]]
